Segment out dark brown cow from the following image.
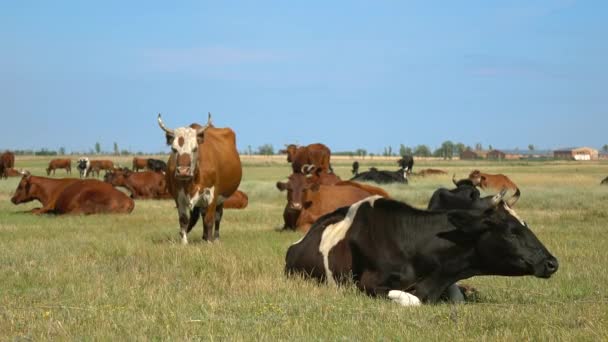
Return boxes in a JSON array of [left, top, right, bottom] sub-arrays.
[[104, 168, 171, 199], [1, 151, 15, 179], [285, 143, 332, 174], [3, 168, 22, 177], [158, 113, 242, 244], [132, 157, 149, 172], [468, 170, 520, 205], [11, 172, 134, 215], [602, 177, 608, 185], [413, 168, 448, 177], [276, 173, 388, 232], [46, 158, 72, 175], [87, 160, 115, 177], [223, 190, 249, 209]]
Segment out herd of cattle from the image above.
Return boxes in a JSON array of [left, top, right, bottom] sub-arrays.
[[1, 115, 605, 306]]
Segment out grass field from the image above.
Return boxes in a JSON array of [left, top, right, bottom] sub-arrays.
[[1, 157, 607, 340]]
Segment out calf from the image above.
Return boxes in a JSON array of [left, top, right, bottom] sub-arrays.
[[104, 168, 171, 199], [11, 171, 134, 215], [46, 158, 72, 175], [286, 196, 558, 305]]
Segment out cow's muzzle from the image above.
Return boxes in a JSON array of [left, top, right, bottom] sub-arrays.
[[175, 166, 193, 179], [535, 257, 559, 278], [289, 203, 303, 210]]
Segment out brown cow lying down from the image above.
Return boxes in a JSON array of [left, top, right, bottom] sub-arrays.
[[412, 168, 448, 177], [104, 168, 171, 199], [277, 172, 389, 232], [223, 190, 249, 209], [468, 170, 520, 206], [11, 172, 134, 215]]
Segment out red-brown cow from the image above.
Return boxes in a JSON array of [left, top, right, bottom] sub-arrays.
[[158, 113, 242, 244], [46, 158, 72, 175], [87, 160, 115, 177], [3, 168, 22, 177], [1, 151, 15, 179], [413, 168, 448, 177], [276, 173, 389, 232], [132, 157, 149, 172], [284, 143, 332, 174], [306, 166, 390, 198], [223, 190, 249, 209], [468, 170, 521, 205], [11, 171, 134, 215], [104, 168, 171, 199]]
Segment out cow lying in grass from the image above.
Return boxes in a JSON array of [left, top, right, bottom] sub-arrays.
[[11, 171, 134, 215]]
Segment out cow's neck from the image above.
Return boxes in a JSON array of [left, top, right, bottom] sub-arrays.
[[29, 176, 57, 206]]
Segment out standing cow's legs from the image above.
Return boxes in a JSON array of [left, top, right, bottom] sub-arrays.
[[177, 201, 190, 245], [214, 204, 224, 240], [202, 202, 217, 242]]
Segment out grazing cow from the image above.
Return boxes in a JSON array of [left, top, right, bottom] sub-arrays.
[[158, 113, 242, 244], [397, 155, 414, 173], [285, 143, 332, 174], [223, 190, 249, 209], [132, 157, 149, 172], [147, 158, 168, 173], [276, 172, 389, 232], [350, 166, 408, 184], [77, 157, 90, 178], [87, 160, 115, 178], [11, 171, 134, 215], [46, 158, 72, 176], [0, 151, 15, 179], [469, 170, 520, 206], [413, 168, 448, 177], [104, 168, 171, 199], [285, 196, 558, 305], [352, 161, 359, 176], [601, 177, 608, 185]]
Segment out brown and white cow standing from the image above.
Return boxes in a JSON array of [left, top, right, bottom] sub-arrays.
[[158, 113, 242, 244], [46, 158, 72, 175]]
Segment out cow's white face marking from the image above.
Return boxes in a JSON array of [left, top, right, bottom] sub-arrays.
[[388, 290, 421, 307], [503, 203, 525, 226], [170, 127, 200, 175], [319, 195, 382, 286]]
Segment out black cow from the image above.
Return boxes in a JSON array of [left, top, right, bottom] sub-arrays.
[[351, 161, 360, 176], [147, 158, 167, 173], [286, 196, 558, 306], [427, 176, 519, 212], [350, 166, 407, 184], [397, 155, 414, 173], [601, 177, 608, 185]]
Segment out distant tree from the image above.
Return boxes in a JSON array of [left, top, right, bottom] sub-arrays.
[[432, 147, 443, 158], [247, 145, 253, 155], [120, 149, 131, 156], [488, 144, 493, 151], [355, 148, 367, 157], [528, 144, 535, 151], [440, 140, 455, 160], [454, 142, 466, 156], [257, 144, 274, 156], [603, 144, 608, 153], [413, 145, 431, 157], [113, 142, 120, 156], [95, 142, 101, 154], [59, 147, 66, 155], [399, 144, 412, 156]]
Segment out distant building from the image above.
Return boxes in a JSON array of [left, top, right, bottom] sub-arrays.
[[553, 147, 599, 161], [460, 148, 488, 160], [487, 149, 507, 160]]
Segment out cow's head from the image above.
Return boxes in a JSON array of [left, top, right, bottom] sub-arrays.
[[103, 168, 131, 186], [11, 171, 35, 204], [285, 144, 298, 163], [276, 173, 320, 210], [468, 170, 487, 187], [158, 113, 211, 179], [446, 202, 558, 279]]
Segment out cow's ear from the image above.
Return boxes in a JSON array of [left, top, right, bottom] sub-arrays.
[[276, 181, 287, 191], [447, 211, 490, 235], [165, 134, 174, 146], [197, 131, 205, 145]]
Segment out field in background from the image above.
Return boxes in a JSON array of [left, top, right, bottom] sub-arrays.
[[1, 157, 607, 340]]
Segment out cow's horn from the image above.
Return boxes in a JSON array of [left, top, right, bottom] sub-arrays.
[[207, 112, 213, 125], [452, 173, 458, 185], [491, 188, 508, 205], [506, 188, 521, 207], [157, 113, 175, 135]]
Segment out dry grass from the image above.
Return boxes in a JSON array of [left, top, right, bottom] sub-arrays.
[[0, 158, 607, 340]]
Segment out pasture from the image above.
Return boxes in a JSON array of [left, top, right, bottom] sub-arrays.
[[1, 156, 607, 340]]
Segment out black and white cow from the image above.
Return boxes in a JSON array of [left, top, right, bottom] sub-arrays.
[[147, 158, 168, 173], [397, 155, 414, 174], [77, 157, 90, 178], [285, 196, 558, 306], [350, 167, 408, 184]]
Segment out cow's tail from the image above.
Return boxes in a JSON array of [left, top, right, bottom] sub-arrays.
[[506, 188, 521, 207]]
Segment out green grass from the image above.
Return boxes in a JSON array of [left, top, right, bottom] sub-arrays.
[[1, 158, 608, 340]]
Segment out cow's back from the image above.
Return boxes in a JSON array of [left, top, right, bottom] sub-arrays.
[[54, 180, 134, 214], [199, 127, 242, 198]]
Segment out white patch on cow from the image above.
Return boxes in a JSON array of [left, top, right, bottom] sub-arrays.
[[189, 186, 214, 209], [319, 195, 382, 286], [388, 290, 421, 307], [290, 236, 306, 246], [503, 203, 525, 226]]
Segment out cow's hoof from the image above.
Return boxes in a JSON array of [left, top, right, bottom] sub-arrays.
[[388, 290, 421, 307]]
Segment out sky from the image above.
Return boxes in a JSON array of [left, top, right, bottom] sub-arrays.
[[1, 0, 607, 154]]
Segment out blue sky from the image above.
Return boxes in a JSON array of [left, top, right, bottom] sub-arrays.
[[1, 1, 606, 154]]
